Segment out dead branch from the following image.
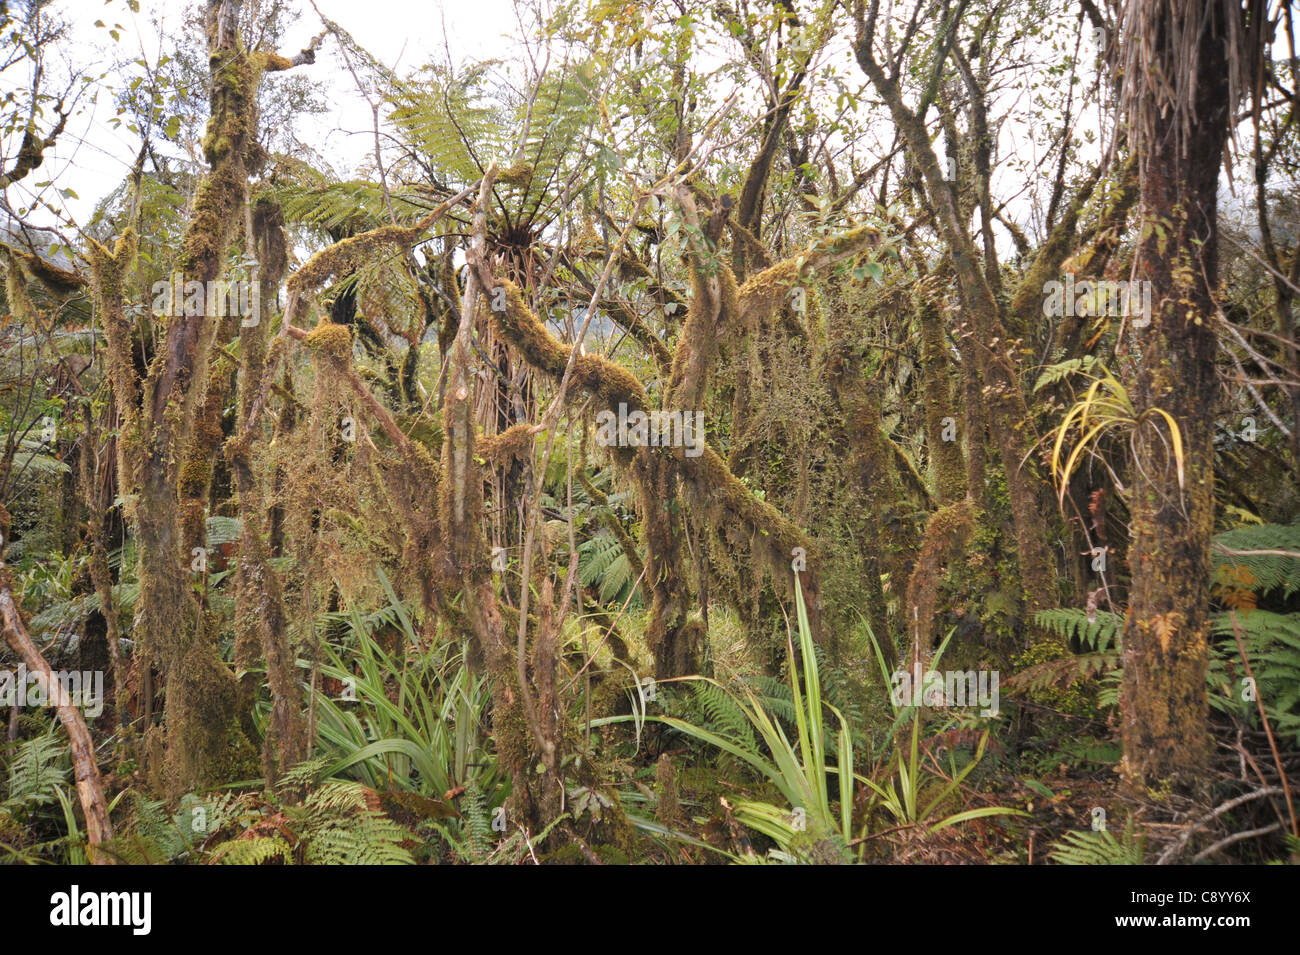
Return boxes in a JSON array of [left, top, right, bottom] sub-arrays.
[[0, 569, 114, 861]]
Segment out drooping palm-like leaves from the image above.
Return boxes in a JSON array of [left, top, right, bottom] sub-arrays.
[[596, 571, 858, 862]]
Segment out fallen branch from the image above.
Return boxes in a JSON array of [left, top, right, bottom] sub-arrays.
[[1155, 786, 1284, 864], [1190, 822, 1283, 862], [0, 570, 114, 862]]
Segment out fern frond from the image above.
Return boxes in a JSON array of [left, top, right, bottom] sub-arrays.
[[1049, 826, 1143, 865], [459, 778, 494, 862], [102, 791, 186, 864], [691, 680, 758, 753], [1033, 355, 1101, 392], [210, 835, 294, 866], [1212, 521, 1300, 599], [1211, 609, 1300, 744], [389, 63, 502, 184], [3, 726, 68, 812], [1034, 608, 1124, 652]]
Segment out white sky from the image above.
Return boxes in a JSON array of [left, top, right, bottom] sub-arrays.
[[6, 0, 519, 232], [5, 1, 1280, 256], [13, 0, 1092, 256]]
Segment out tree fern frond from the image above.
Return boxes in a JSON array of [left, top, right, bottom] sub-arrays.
[[268, 178, 433, 236], [389, 63, 503, 185], [1212, 521, 1300, 599]]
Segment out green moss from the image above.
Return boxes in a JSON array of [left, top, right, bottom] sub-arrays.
[[477, 422, 535, 466], [1012, 638, 1088, 713], [491, 280, 646, 415], [304, 321, 354, 364], [291, 223, 424, 294], [260, 51, 294, 72], [162, 610, 260, 794]]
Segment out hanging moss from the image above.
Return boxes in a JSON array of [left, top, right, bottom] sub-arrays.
[[165, 627, 261, 788], [737, 223, 880, 322], [485, 259, 826, 669], [667, 252, 738, 411], [903, 499, 977, 661], [488, 279, 646, 417]]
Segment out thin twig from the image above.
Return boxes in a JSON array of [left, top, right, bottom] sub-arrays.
[[1230, 610, 1299, 838]]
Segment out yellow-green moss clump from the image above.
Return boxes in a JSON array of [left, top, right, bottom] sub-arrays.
[[737, 223, 879, 321], [737, 257, 802, 326], [477, 422, 536, 466], [290, 221, 428, 294], [304, 320, 354, 365], [259, 51, 294, 72]]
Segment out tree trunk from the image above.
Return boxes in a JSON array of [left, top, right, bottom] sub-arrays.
[[1118, 0, 1235, 793]]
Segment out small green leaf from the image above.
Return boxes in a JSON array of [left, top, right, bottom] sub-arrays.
[[1022, 778, 1055, 799]]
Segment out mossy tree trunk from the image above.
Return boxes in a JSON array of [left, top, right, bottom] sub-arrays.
[[917, 281, 966, 506], [1117, 0, 1238, 793], [136, 1, 262, 793], [854, 17, 1059, 620], [825, 291, 907, 649], [84, 0, 324, 792], [228, 198, 305, 786]]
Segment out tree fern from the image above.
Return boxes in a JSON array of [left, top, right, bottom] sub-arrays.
[[205, 516, 243, 549], [9, 449, 69, 477], [505, 64, 601, 220]]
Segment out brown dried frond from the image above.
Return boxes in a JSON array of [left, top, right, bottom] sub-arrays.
[[1117, 0, 1264, 164]]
